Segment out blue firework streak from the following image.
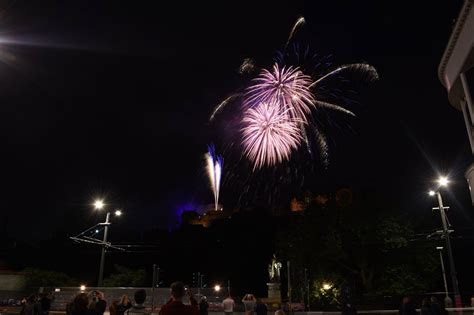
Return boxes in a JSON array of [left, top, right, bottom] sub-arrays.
[[206, 144, 224, 211]]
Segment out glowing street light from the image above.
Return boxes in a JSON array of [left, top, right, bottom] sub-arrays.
[[115, 210, 122, 217], [80, 285, 86, 291], [214, 284, 221, 292], [322, 283, 332, 290], [429, 190, 436, 196], [94, 199, 105, 210], [437, 176, 449, 187]]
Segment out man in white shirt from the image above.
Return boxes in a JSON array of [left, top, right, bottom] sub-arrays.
[[222, 295, 235, 315]]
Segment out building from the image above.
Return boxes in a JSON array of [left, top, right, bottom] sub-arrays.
[[438, 0, 474, 203], [181, 204, 236, 228]]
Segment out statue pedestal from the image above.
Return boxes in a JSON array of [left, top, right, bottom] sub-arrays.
[[264, 282, 281, 304]]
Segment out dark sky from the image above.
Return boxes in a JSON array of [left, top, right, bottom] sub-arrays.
[[0, 0, 472, 241]]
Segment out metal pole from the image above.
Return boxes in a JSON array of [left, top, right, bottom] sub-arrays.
[[98, 212, 110, 287], [152, 264, 157, 311], [437, 249, 449, 300], [287, 261, 292, 313], [197, 272, 201, 297], [304, 268, 310, 311], [436, 192, 462, 307]]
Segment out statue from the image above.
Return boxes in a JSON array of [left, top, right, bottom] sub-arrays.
[[266, 254, 283, 303], [268, 254, 282, 282]]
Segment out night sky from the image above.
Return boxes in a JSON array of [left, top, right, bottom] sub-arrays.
[[1, 0, 472, 250]]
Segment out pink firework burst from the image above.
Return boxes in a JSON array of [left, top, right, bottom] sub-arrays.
[[245, 63, 314, 122], [241, 101, 301, 169]]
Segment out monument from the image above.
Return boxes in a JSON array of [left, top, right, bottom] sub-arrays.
[[265, 254, 282, 305]]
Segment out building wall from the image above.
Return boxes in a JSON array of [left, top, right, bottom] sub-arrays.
[[0, 274, 26, 291]]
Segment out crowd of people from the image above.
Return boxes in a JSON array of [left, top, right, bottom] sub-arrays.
[[49, 284, 461, 315], [19, 293, 52, 315], [399, 296, 449, 315], [63, 282, 286, 315], [158, 282, 285, 315]]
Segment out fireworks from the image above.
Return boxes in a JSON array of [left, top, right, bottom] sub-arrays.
[[310, 63, 379, 88], [209, 16, 378, 171], [241, 101, 301, 170], [209, 94, 241, 122], [239, 58, 256, 75], [245, 64, 314, 122], [205, 145, 223, 211], [285, 17, 306, 49]]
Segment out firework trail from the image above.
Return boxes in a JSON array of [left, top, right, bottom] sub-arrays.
[[313, 100, 355, 116], [241, 101, 302, 170], [206, 145, 223, 210], [209, 93, 241, 122], [245, 64, 314, 122], [313, 124, 329, 166], [285, 17, 305, 49], [309, 63, 378, 88], [239, 58, 256, 75]]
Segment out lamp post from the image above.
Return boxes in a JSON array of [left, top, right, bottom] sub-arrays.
[[69, 199, 124, 287], [429, 177, 461, 307], [436, 246, 449, 301], [94, 200, 122, 287], [97, 212, 110, 287], [287, 261, 292, 314], [304, 268, 309, 311]]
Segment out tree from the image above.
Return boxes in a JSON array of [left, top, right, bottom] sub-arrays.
[[103, 265, 146, 287], [311, 277, 342, 310], [23, 268, 76, 289], [275, 192, 439, 303]]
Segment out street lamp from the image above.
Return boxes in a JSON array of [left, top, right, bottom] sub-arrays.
[[214, 284, 221, 292], [437, 176, 449, 187], [322, 283, 332, 291], [436, 246, 450, 304], [94, 199, 104, 210], [428, 176, 461, 307], [70, 200, 124, 288], [80, 285, 86, 291], [94, 199, 123, 287]]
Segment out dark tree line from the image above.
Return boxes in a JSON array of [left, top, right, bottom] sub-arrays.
[[275, 191, 439, 309]]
